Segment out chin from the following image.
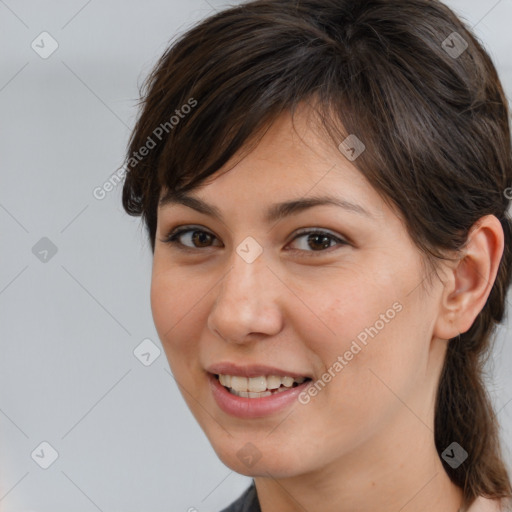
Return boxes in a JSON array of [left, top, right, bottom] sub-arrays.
[[221, 455, 305, 478], [209, 434, 317, 478]]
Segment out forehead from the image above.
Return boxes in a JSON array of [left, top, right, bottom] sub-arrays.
[[157, 107, 383, 217]]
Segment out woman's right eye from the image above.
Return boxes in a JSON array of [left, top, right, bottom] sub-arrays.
[[160, 226, 221, 250]]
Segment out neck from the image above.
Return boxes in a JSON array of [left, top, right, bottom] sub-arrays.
[[253, 411, 464, 512]]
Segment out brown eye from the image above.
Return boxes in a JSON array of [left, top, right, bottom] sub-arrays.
[[288, 229, 348, 255], [190, 230, 214, 247], [162, 226, 221, 249]]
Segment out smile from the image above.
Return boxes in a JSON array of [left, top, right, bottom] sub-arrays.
[[208, 372, 313, 418], [216, 374, 309, 398]]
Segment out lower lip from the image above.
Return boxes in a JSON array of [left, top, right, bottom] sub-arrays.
[[208, 373, 312, 419]]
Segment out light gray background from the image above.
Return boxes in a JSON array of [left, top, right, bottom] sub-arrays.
[[0, 1, 511, 511]]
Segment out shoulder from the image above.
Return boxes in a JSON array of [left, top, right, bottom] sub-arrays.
[[466, 496, 512, 512], [219, 481, 261, 512]]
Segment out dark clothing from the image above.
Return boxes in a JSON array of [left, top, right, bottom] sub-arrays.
[[219, 481, 261, 512]]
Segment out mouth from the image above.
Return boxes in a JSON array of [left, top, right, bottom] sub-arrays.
[[208, 371, 313, 418], [214, 373, 312, 398], [206, 363, 314, 418]]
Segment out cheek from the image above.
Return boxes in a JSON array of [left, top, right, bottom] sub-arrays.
[[150, 271, 175, 341], [299, 262, 427, 408], [300, 268, 403, 365], [151, 257, 200, 331], [150, 266, 203, 367]]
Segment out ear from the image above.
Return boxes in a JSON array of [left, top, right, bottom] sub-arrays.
[[434, 215, 504, 340]]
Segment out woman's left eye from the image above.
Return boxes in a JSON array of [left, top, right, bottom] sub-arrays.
[[160, 226, 348, 255], [289, 229, 348, 253]]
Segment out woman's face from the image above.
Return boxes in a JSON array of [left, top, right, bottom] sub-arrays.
[[151, 107, 448, 477]]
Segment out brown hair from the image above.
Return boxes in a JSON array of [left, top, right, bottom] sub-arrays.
[[121, 0, 512, 507]]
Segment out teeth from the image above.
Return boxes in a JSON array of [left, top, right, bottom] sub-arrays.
[[217, 374, 308, 395], [266, 375, 282, 389], [281, 376, 294, 387], [248, 376, 267, 392], [232, 390, 273, 398], [230, 376, 248, 392], [218, 374, 231, 387]]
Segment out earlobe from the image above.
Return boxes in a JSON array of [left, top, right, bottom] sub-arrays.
[[433, 215, 504, 340]]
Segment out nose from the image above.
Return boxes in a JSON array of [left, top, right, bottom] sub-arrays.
[[207, 244, 284, 344]]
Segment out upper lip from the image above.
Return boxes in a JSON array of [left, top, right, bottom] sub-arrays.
[[206, 362, 312, 379]]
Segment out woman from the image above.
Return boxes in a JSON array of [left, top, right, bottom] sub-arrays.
[[121, 0, 512, 510]]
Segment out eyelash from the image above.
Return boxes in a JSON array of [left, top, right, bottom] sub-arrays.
[[159, 225, 348, 256]]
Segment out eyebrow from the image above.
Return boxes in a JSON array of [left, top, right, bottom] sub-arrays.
[[158, 190, 373, 223]]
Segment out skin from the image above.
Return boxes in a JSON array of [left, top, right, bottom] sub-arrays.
[[150, 104, 504, 512]]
